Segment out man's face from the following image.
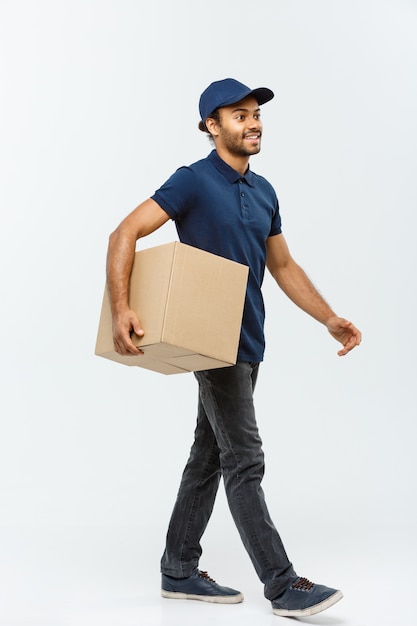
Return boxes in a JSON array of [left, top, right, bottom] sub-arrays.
[[210, 96, 263, 157]]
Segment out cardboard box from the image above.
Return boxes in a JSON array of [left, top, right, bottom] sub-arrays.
[[95, 242, 249, 374]]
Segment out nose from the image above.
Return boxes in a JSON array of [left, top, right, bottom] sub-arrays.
[[248, 116, 262, 130]]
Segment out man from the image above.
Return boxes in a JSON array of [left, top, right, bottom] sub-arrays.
[[106, 78, 361, 617]]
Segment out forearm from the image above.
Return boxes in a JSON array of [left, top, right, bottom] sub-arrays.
[[273, 259, 336, 325], [106, 228, 137, 316], [105, 199, 170, 318], [265, 234, 361, 354]]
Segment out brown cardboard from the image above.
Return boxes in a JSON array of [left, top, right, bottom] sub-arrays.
[[95, 242, 249, 374]]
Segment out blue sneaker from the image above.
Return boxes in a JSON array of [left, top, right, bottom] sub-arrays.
[[161, 569, 244, 604], [272, 577, 343, 617]]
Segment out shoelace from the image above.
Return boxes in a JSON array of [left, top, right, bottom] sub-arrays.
[[291, 577, 315, 591], [197, 571, 216, 583]]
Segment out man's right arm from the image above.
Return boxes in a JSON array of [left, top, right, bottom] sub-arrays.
[[106, 198, 170, 355]]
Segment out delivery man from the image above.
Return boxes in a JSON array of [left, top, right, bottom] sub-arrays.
[[105, 78, 361, 617]]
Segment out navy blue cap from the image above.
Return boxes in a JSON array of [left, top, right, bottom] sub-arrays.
[[199, 78, 274, 122]]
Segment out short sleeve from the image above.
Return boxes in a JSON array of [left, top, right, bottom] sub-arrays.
[[151, 166, 197, 221], [269, 197, 282, 237]]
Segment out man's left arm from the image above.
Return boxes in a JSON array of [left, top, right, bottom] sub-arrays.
[[266, 233, 361, 356]]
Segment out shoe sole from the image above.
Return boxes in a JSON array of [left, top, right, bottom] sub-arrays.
[[161, 589, 244, 604], [272, 590, 343, 617]]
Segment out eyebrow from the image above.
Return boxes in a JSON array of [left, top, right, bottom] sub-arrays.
[[231, 107, 261, 114]]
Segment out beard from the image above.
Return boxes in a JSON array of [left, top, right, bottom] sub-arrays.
[[217, 126, 262, 157]]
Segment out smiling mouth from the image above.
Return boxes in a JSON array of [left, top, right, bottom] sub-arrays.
[[244, 134, 261, 141]]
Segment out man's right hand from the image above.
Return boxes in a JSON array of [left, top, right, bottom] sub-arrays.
[[112, 309, 145, 355]]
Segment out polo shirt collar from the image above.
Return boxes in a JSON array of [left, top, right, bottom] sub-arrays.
[[208, 150, 255, 187]]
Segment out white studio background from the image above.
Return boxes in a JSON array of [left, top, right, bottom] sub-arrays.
[[0, 1, 416, 625]]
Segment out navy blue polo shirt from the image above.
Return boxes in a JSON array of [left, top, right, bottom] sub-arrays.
[[151, 149, 282, 362]]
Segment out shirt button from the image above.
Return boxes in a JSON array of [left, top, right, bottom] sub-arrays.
[[241, 192, 245, 197], [239, 179, 243, 184]]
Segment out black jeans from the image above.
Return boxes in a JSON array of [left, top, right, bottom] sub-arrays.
[[160, 362, 296, 600]]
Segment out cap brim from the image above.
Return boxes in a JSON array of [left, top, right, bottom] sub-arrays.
[[251, 87, 274, 106]]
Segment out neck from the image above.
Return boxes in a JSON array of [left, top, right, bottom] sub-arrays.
[[215, 146, 250, 177]]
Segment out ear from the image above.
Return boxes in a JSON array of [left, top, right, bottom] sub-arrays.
[[205, 117, 220, 137]]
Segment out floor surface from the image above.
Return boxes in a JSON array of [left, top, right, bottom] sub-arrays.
[[0, 524, 414, 626]]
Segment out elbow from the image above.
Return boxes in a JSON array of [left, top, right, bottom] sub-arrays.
[[267, 259, 288, 283], [108, 223, 135, 249], [107, 228, 121, 256], [267, 258, 295, 287], [108, 227, 121, 247], [266, 262, 278, 282]]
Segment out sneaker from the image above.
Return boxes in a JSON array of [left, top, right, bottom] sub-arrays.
[[161, 569, 244, 604], [272, 577, 343, 617]]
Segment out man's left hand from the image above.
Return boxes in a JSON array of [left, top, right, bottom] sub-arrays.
[[326, 316, 362, 356]]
